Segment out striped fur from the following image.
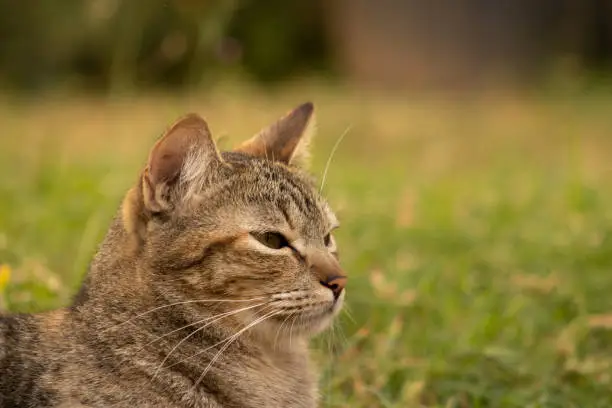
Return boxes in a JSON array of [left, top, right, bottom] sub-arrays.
[[0, 102, 346, 408]]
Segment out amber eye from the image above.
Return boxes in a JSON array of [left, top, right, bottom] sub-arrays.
[[252, 232, 290, 250]]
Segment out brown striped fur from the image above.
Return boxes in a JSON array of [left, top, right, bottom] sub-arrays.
[[0, 102, 346, 407]]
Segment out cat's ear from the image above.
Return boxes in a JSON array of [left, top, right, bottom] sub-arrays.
[[122, 114, 222, 238], [143, 113, 222, 213], [235, 102, 315, 167]]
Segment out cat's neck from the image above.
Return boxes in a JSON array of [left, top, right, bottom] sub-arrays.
[[69, 213, 153, 327]]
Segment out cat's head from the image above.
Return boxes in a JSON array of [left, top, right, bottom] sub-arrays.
[[122, 102, 345, 339]]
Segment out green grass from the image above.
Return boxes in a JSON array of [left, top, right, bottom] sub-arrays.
[[2, 84, 612, 407]]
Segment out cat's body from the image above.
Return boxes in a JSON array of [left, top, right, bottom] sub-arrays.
[[0, 103, 346, 407]]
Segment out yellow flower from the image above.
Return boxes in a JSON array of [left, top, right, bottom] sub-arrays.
[[0, 264, 11, 291]]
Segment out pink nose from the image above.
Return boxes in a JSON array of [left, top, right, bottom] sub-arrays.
[[310, 252, 347, 299], [320, 275, 347, 299]]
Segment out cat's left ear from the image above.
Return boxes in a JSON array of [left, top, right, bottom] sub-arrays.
[[235, 102, 316, 167]]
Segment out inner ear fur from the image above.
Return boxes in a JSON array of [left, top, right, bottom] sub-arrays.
[[235, 102, 316, 167]]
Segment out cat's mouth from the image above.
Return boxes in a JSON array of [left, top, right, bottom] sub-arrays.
[[263, 289, 344, 338], [293, 303, 340, 334], [286, 295, 343, 334]]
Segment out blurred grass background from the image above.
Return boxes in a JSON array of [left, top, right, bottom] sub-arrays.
[[2, 1, 612, 407]]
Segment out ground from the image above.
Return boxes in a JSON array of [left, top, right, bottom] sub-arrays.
[[1, 83, 612, 407]]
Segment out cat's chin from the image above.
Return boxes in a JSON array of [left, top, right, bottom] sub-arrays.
[[283, 292, 345, 338], [264, 312, 334, 341], [247, 302, 342, 347], [299, 313, 335, 336]]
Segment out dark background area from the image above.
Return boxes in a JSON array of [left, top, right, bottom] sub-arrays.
[[0, 0, 611, 93]]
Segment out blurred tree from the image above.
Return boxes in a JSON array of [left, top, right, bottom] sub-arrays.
[[175, 0, 241, 86], [227, 0, 331, 83], [0, 0, 84, 91], [0, 0, 610, 92], [328, 0, 612, 91], [107, 0, 157, 92]]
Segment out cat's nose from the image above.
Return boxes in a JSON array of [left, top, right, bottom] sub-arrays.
[[320, 275, 346, 299], [310, 252, 347, 299]]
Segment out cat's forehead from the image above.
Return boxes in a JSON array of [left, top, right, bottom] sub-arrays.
[[216, 152, 335, 230]]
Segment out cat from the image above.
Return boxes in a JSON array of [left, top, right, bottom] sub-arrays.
[[0, 102, 347, 408]]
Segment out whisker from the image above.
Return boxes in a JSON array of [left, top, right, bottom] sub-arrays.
[[325, 321, 336, 407], [102, 297, 266, 333], [164, 305, 276, 371], [145, 302, 268, 351], [273, 311, 296, 352], [319, 125, 351, 194], [288, 313, 299, 348], [342, 304, 356, 325], [192, 309, 281, 389], [336, 320, 349, 349], [271, 291, 312, 300], [151, 303, 266, 381]]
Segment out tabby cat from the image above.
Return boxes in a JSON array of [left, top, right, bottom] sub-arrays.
[[0, 102, 346, 407]]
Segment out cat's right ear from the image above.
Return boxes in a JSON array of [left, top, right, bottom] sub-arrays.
[[235, 102, 315, 168], [122, 114, 222, 239]]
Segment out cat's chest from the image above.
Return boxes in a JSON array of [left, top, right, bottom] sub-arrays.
[[192, 351, 317, 408]]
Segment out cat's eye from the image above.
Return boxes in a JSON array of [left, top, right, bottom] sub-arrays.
[[252, 232, 290, 250], [324, 232, 338, 258], [324, 233, 332, 247]]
